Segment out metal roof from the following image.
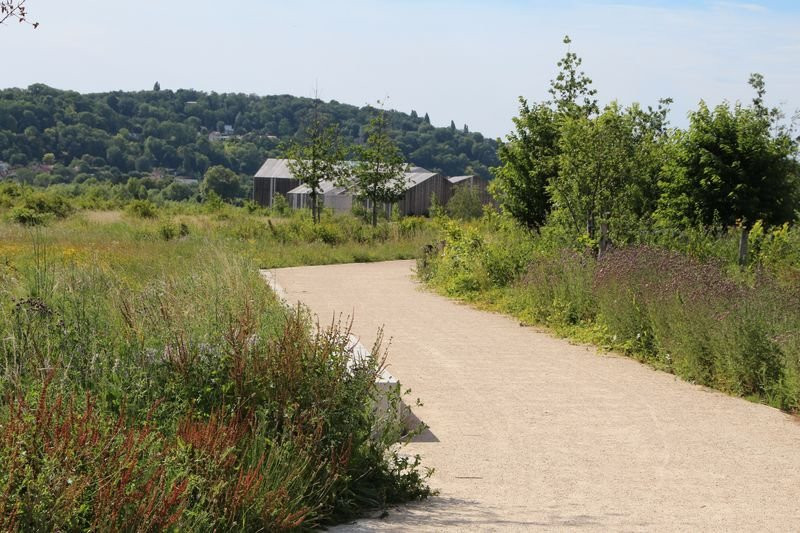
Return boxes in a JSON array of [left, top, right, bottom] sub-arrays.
[[286, 180, 341, 196], [254, 158, 294, 179], [448, 175, 476, 184], [404, 171, 439, 187], [255, 158, 433, 181]]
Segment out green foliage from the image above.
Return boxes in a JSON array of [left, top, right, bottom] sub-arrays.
[[657, 98, 798, 232], [271, 192, 290, 216], [0, 85, 498, 185], [551, 102, 665, 243], [0, 215, 433, 530], [491, 101, 558, 230], [351, 110, 408, 226], [446, 184, 483, 220], [200, 165, 241, 201], [126, 199, 158, 218], [286, 110, 348, 224], [548, 35, 599, 119]]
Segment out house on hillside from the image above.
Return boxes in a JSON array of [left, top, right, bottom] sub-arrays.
[[253, 159, 301, 207], [447, 174, 493, 205]]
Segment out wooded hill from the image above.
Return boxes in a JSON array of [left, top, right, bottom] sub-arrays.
[[0, 84, 499, 181]]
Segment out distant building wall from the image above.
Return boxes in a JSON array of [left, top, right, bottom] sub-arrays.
[[253, 177, 300, 207], [398, 174, 450, 216]]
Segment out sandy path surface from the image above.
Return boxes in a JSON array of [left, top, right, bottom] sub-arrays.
[[271, 260, 800, 532]]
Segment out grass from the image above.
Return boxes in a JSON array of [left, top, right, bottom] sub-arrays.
[[0, 206, 434, 531]]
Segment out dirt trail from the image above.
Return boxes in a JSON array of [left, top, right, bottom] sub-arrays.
[[272, 260, 800, 531]]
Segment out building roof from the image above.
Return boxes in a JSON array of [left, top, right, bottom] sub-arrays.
[[404, 171, 439, 187], [255, 158, 435, 184], [448, 175, 477, 184], [255, 158, 295, 179], [286, 180, 341, 196]]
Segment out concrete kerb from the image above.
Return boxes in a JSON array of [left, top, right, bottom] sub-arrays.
[[259, 269, 412, 431]]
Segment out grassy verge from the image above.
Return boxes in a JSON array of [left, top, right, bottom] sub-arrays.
[[0, 208, 433, 530], [418, 215, 800, 412]]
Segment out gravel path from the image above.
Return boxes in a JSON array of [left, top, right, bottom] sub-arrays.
[[271, 260, 800, 532]]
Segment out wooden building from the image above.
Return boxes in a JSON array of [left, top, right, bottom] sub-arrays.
[[253, 159, 300, 207], [254, 157, 452, 216], [396, 170, 450, 216], [286, 180, 352, 213]]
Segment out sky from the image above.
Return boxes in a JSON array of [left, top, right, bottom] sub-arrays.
[[2, 0, 799, 138]]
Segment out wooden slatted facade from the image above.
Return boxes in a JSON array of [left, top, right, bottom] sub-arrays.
[[396, 172, 449, 216]]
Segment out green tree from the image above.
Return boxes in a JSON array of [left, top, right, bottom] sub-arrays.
[[491, 35, 598, 232], [200, 165, 240, 201], [548, 35, 598, 119], [491, 101, 558, 231], [549, 103, 643, 247], [351, 110, 408, 226], [446, 184, 483, 220], [286, 109, 347, 224], [657, 78, 798, 264]]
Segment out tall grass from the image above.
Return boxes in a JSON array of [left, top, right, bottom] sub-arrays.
[[0, 210, 432, 530]]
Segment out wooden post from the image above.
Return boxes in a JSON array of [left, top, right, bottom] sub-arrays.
[[738, 226, 750, 267]]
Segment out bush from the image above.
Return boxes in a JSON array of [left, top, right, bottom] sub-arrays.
[[8, 206, 47, 226], [272, 193, 290, 216], [21, 191, 74, 219], [126, 199, 159, 218], [446, 184, 484, 220]]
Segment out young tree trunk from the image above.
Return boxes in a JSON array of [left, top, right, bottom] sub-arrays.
[[738, 226, 750, 267], [371, 201, 378, 227], [310, 192, 318, 224], [586, 213, 596, 241], [599, 221, 610, 259]]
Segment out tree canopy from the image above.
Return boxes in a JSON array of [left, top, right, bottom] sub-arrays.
[[0, 85, 499, 183]]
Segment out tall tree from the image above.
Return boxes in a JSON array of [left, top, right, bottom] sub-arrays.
[[657, 74, 798, 264], [548, 35, 598, 119], [351, 109, 407, 226], [286, 105, 347, 224], [491, 35, 597, 231], [490, 100, 558, 231], [549, 102, 642, 245]]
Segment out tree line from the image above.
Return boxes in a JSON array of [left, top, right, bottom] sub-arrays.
[[492, 36, 800, 264], [0, 84, 499, 184]]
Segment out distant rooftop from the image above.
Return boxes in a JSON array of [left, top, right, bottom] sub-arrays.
[[256, 158, 435, 186]]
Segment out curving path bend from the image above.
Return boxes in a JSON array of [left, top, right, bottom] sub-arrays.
[[270, 260, 800, 532]]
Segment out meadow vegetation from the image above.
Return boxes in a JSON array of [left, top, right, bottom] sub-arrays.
[[0, 190, 435, 530]]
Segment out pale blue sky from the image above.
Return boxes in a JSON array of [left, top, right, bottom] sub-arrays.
[[3, 1, 798, 137]]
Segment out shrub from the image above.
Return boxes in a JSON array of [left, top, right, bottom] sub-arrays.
[[446, 184, 483, 220], [8, 206, 47, 226], [127, 199, 158, 218], [272, 193, 290, 216], [21, 191, 74, 219]]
